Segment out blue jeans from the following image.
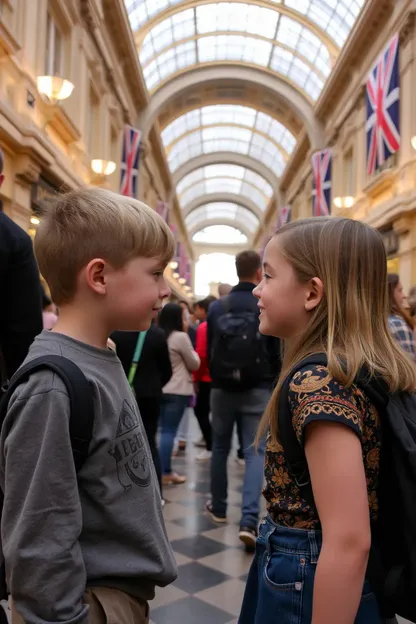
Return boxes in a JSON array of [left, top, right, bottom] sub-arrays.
[[239, 515, 382, 624], [159, 394, 189, 475], [210, 387, 268, 528]]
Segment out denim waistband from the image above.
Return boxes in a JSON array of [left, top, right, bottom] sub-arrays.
[[258, 515, 323, 564]]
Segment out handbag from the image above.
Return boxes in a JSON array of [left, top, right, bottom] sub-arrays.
[[128, 331, 148, 388]]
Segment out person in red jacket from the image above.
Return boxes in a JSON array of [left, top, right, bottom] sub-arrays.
[[193, 297, 216, 461]]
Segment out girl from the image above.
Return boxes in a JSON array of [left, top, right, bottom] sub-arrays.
[[387, 273, 415, 361], [239, 217, 416, 624], [158, 303, 200, 485]]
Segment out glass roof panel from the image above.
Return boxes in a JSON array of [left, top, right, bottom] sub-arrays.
[[193, 225, 248, 244], [279, 0, 366, 47], [126, 0, 365, 45], [167, 126, 287, 175], [185, 203, 260, 232], [179, 176, 270, 211], [138, 3, 334, 98], [177, 165, 273, 199], [162, 106, 295, 175]]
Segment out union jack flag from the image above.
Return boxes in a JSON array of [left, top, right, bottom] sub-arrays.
[[366, 33, 400, 176], [179, 244, 188, 279], [312, 149, 332, 217], [120, 125, 141, 197], [185, 260, 192, 285], [275, 205, 291, 231], [156, 200, 169, 222]]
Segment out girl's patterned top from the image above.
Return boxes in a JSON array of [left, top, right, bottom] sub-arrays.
[[264, 364, 381, 529]]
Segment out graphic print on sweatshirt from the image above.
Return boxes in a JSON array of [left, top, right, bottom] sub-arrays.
[[108, 399, 151, 489]]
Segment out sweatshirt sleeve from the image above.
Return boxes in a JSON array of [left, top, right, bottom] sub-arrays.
[[176, 332, 200, 372], [1, 373, 89, 624]]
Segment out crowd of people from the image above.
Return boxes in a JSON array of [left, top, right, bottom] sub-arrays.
[[1, 150, 416, 623]]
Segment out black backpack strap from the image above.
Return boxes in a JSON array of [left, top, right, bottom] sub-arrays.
[[278, 354, 328, 510], [1, 355, 94, 472]]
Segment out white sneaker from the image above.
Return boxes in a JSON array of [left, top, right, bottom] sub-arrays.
[[194, 437, 206, 448], [196, 449, 212, 462]]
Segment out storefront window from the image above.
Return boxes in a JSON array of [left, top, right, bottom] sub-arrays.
[[45, 12, 63, 76]]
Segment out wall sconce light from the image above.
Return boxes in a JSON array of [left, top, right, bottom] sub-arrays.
[[169, 261, 178, 270], [37, 76, 74, 105], [178, 278, 186, 285], [184, 285, 191, 292], [411, 136, 416, 151], [173, 272, 180, 279], [91, 159, 117, 176], [333, 196, 355, 209], [30, 216, 40, 226]]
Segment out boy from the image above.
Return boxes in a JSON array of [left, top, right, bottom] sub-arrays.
[[0, 188, 177, 624]]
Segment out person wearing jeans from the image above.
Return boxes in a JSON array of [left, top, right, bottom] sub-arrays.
[[210, 387, 268, 526], [159, 394, 190, 476], [159, 303, 200, 485], [207, 251, 281, 551]]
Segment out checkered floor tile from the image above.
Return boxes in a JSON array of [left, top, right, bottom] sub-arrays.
[[149, 431, 256, 624]]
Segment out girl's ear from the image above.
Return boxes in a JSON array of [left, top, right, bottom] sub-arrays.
[[305, 277, 324, 312]]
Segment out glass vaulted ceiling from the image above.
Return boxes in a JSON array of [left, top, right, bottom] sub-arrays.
[[186, 203, 260, 232], [177, 164, 273, 212], [126, 1, 366, 100], [162, 105, 296, 175]]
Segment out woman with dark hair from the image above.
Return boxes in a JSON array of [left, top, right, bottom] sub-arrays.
[[388, 273, 415, 361], [159, 303, 200, 485]]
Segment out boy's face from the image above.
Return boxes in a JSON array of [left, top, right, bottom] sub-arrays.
[[106, 256, 170, 331]]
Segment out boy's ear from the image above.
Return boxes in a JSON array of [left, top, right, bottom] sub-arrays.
[[85, 258, 107, 295], [305, 277, 324, 312]]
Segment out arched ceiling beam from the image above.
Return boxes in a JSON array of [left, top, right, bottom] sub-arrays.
[[173, 152, 280, 191], [183, 192, 265, 220], [189, 219, 252, 240], [134, 0, 339, 61], [138, 67, 324, 149], [165, 122, 291, 163]]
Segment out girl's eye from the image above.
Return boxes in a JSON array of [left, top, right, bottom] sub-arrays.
[[263, 273, 271, 280]]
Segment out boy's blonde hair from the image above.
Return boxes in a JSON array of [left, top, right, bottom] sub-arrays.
[[257, 217, 416, 445], [35, 187, 175, 305]]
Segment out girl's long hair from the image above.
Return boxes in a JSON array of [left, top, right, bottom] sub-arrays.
[[158, 303, 184, 339], [388, 273, 414, 329], [258, 217, 416, 445]]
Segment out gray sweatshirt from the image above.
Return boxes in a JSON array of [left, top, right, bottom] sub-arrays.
[[0, 331, 177, 624]]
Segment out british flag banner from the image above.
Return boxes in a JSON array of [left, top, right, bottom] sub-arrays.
[[179, 244, 188, 279], [185, 259, 192, 286], [156, 200, 169, 222], [366, 33, 400, 176], [120, 125, 141, 197], [275, 205, 291, 231], [312, 149, 332, 217]]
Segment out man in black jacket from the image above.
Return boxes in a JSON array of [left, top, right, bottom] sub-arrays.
[[207, 250, 281, 551], [112, 323, 172, 494], [0, 149, 43, 385]]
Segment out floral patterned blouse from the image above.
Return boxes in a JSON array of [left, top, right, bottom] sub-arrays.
[[264, 364, 381, 529]]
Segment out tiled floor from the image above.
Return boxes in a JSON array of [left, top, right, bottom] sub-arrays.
[[150, 439, 257, 624]]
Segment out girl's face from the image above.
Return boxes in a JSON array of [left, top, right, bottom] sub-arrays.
[[394, 281, 406, 309], [253, 237, 322, 339]]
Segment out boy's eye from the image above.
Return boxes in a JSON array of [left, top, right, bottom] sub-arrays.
[[153, 271, 163, 278]]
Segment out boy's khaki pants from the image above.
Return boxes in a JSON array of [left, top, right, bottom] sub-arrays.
[[12, 587, 149, 623]]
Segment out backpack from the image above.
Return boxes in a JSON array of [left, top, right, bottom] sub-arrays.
[[0, 355, 94, 603], [211, 297, 268, 391], [279, 353, 416, 621]]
